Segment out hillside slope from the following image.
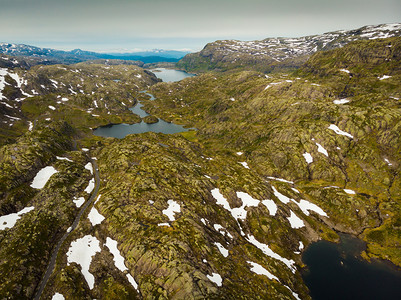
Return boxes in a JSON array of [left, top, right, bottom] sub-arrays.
[[177, 23, 401, 73]]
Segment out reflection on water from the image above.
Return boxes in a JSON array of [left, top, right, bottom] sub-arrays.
[[151, 68, 195, 82], [93, 119, 193, 139]]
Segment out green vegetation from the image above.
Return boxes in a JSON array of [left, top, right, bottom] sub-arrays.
[[0, 36, 400, 299]]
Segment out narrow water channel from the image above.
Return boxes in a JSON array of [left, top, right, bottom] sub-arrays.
[[93, 69, 195, 139]]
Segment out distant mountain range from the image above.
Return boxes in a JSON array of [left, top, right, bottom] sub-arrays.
[[0, 43, 190, 65], [177, 23, 401, 73]]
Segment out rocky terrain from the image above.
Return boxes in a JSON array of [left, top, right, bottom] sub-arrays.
[[0, 25, 400, 299], [177, 23, 401, 73]]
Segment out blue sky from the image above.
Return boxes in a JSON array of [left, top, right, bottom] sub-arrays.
[[0, 0, 399, 52]]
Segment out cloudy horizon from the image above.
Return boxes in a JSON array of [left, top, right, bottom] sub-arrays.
[[0, 0, 400, 52]]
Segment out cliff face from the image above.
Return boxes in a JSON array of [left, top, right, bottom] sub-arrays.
[[177, 23, 401, 73]]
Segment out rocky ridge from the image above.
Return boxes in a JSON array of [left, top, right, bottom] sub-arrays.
[[177, 23, 401, 73]]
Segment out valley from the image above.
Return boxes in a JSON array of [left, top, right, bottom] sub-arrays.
[[0, 23, 401, 299]]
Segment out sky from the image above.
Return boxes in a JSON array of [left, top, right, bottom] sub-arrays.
[[0, 0, 399, 52]]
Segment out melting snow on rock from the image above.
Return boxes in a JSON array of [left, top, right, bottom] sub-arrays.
[[73, 197, 85, 208], [248, 261, 279, 281], [261, 199, 277, 216], [162, 200, 181, 221], [84, 162, 93, 174], [293, 199, 327, 217], [214, 242, 229, 257], [246, 234, 296, 273], [56, 156, 73, 162], [66, 235, 101, 289], [207, 273, 223, 287], [84, 178, 95, 194], [239, 161, 249, 169], [30, 166, 58, 189], [51, 293, 65, 300], [333, 99, 350, 104], [287, 211, 305, 229], [272, 186, 290, 204], [88, 206, 105, 226], [328, 124, 353, 139], [315, 142, 328, 157], [0, 206, 34, 230], [105, 237, 139, 289], [303, 152, 313, 164]]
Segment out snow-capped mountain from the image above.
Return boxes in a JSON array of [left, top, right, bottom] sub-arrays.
[[0, 43, 189, 65], [177, 23, 401, 72]]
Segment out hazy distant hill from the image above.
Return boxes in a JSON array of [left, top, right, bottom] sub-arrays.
[[177, 23, 401, 73], [0, 43, 190, 65]]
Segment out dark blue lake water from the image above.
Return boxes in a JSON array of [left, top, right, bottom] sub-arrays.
[[302, 233, 401, 300], [93, 69, 194, 138]]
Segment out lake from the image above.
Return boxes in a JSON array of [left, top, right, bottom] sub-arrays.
[[302, 233, 401, 300], [93, 69, 194, 138], [151, 68, 195, 82]]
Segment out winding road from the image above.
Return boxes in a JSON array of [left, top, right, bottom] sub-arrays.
[[33, 158, 101, 300]]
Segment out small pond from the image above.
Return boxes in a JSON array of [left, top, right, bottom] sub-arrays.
[[302, 233, 401, 300], [151, 68, 195, 82], [93, 69, 195, 139]]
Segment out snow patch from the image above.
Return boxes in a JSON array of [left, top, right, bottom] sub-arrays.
[[67, 235, 101, 289], [294, 199, 327, 217], [214, 242, 229, 257], [30, 166, 58, 189], [378, 75, 391, 80], [127, 274, 138, 290], [73, 197, 85, 208], [344, 189, 356, 195], [88, 206, 105, 226], [248, 261, 278, 281], [84, 162, 93, 174], [162, 200, 180, 221], [333, 99, 350, 104], [211, 188, 231, 211], [56, 156, 73, 162], [207, 273, 223, 287], [158, 223, 170, 227], [328, 124, 353, 139], [384, 158, 392, 166], [51, 293, 65, 300], [261, 199, 277, 216], [316, 143, 328, 157], [246, 235, 296, 273], [0, 206, 34, 230], [272, 186, 290, 204], [287, 211, 305, 229], [84, 178, 95, 194], [303, 152, 313, 164], [267, 177, 294, 184], [239, 161, 249, 169], [105, 237, 128, 274]]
